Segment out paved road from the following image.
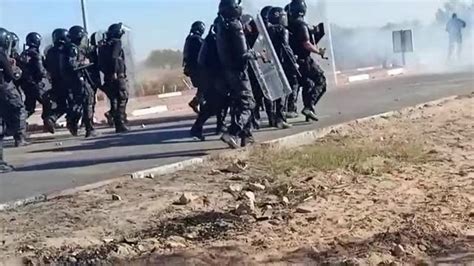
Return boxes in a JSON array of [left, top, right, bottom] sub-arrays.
[[0, 71, 473, 203]]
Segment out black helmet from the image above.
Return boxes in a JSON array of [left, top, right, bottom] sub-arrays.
[[260, 6, 273, 22], [90, 32, 103, 47], [218, 0, 243, 19], [107, 23, 125, 39], [52, 28, 69, 46], [0, 28, 12, 50], [9, 32, 19, 49], [26, 32, 42, 48], [190, 21, 206, 36], [69, 25, 87, 45], [268, 7, 288, 27], [289, 0, 307, 18]]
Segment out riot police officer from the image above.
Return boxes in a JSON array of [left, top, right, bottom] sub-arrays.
[[5, 31, 29, 148], [68, 25, 97, 138], [43, 28, 75, 135], [266, 6, 297, 129], [190, 18, 229, 141], [99, 23, 130, 133], [0, 28, 24, 172], [90, 31, 115, 127], [216, 0, 258, 148], [288, 0, 327, 122], [17, 32, 47, 118], [183, 21, 206, 114]]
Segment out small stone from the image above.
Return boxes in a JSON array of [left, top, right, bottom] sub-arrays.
[[116, 244, 133, 256], [257, 209, 273, 221], [166, 236, 187, 248], [418, 244, 427, 251], [244, 191, 255, 202], [103, 238, 114, 243], [263, 179, 271, 188], [235, 202, 255, 215], [227, 184, 243, 193], [141, 124, 146, 129], [282, 196, 290, 205], [68, 257, 77, 263], [124, 237, 139, 245], [249, 183, 266, 191], [55, 142, 63, 146], [111, 194, 122, 201], [176, 193, 196, 205], [184, 232, 198, 240], [145, 173, 155, 179], [392, 244, 406, 257], [380, 137, 385, 141], [296, 206, 313, 214], [224, 160, 248, 173]]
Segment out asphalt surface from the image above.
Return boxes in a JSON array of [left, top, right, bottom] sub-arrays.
[[0, 71, 473, 203]]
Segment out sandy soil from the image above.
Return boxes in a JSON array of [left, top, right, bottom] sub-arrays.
[[0, 94, 473, 266]]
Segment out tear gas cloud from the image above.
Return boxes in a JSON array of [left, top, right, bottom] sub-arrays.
[[242, 0, 474, 74]]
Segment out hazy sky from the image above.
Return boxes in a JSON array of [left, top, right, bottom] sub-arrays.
[[0, 0, 447, 60]]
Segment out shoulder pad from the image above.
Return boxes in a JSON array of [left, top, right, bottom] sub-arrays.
[[228, 20, 243, 30], [68, 45, 79, 57]]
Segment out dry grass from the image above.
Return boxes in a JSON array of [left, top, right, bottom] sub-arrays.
[[136, 68, 189, 96], [252, 135, 430, 177]]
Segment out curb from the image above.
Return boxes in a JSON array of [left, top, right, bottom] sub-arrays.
[[346, 67, 406, 83], [0, 95, 459, 212], [21, 113, 197, 140]]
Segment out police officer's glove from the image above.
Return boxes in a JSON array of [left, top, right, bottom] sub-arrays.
[[317, 47, 328, 60], [12, 66, 22, 80]]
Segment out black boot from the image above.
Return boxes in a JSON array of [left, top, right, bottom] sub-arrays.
[[115, 122, 130, 134], [190, 127, 205, 141], [241, 135, 255, 148], [302, 108, 319, 122], [43, 118, 56, 134], [104, 111, 114, 127], [221, 133, 240, 149], [67, 122, 79, 136], [85, 129, 99, 138], [276, 120, 292, 129], [0, 162, 14, 174], [14, 134, 30, 147]]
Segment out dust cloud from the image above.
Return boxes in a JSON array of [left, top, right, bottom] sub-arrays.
[[242, 0, 474, 74]]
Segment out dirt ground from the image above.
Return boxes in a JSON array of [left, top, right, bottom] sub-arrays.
[[0, 94, 473, 266]]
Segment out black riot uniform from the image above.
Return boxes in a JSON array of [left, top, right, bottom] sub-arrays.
[[190, 18, 230, 141], [216, 0, 258, 149], [17, 32, 47, 118], [288, 0, 327, 121], [183, 21, 206, 114], [43, 28, 75, 135], [90, 32, 115, 126], [68, 25, 97, 138], [267, 6, 299, 125], [99, 23, 130, 133], [3, 31, 29, 148], [0, 28, 24, 172]]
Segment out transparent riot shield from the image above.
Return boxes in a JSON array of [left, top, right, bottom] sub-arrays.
[[121, 26, 139, 97], [249, 14, 292, 101]]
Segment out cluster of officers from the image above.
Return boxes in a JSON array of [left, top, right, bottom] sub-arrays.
[[183, 0, 327, 149], [0, 23, 131, 173]]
